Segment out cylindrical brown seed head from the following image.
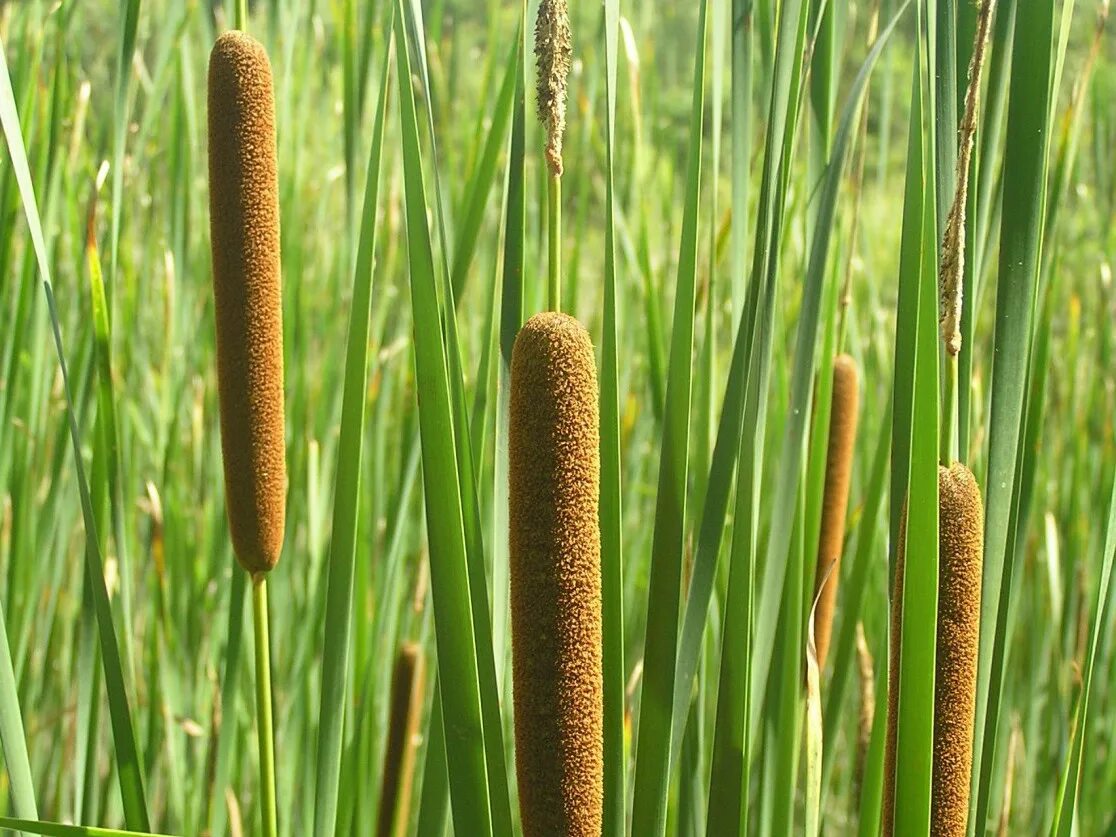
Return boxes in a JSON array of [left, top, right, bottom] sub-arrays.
[[509, 312, 602, 837], [882, 464, 985, 837], [208, 31, 286, 574], [812, 353, 860, 672], [377, 643, 426, 837], [932, 462, 983, 837]]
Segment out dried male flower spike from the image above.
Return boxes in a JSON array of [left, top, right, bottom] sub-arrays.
[[535, 0, 572, 177], [208, 30, 286, 575], [509, 312, 602, 837]]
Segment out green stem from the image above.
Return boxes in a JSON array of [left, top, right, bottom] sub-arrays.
[[941, 352, 958, 465], [236, 0, 248, 30], [252, 573, 278, 837], [547, 172, 561, 312]]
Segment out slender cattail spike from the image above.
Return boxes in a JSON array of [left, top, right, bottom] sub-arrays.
[[812, 353, 860, 672], [510, 312, 602, 837], [932, 462, 983, 836], [853, 621, 875, 801], [377, 643, 426, 837], [208, 31, 286, 575], [882, 464, 984, 837], [535, 0, 572, 177]]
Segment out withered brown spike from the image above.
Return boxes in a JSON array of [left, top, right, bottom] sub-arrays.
[[208, 31, 286, 575], [812, 353, 860, 673], [534, 0, 572, 176], [932, 463, 984, 837], [509, 311, 603, 837], [881, 464, 984, 837], [377, 643, 426, 837]]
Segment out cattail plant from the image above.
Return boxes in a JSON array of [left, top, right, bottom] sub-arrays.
[[883, 463, 984, 837], [208, 28, 284, 837], [811, 353, 859, 672], [885, 4, 994, 833], [377, 643, 426, 837], [509, 312, 603, 837]]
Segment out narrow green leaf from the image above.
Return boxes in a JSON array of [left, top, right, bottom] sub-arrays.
[[393, 5, 492, 834], [0, 33, 150, 832], [450, 34, 520, 302], [1050, 468, 1116, 836], [0, 819, 172, 837], [312, 32, 393, 837], [600, 0, 626, 834], [892, 18, 941, 829], [629, 3, 708, 832], [971, 1, 1057, 828]]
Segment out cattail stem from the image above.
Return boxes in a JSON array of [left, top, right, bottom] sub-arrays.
[[236, 0, 248, 30], [548, 173, 562, 312], [941, 353, 958, 465], [251, 575, 278, 837]]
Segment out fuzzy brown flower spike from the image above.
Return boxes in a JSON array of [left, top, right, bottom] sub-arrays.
[[932, 463, 984, 836], [535, 0, 572, 177], [811, 353, 860, 672], [882, 463, 984, 837], [208, 31, 286, 575], [510, 312, 602, 836]]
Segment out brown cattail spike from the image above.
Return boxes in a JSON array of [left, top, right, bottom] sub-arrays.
[[377, 643, 426, 837], [509, 312, 602, 837], [853, 621, 875, 801], [535, 0, 572, 176], [932, 462, 983, 836], [208, 31, 286, 575], [882, 463, 984, 837], [812, 353, 860, 672]]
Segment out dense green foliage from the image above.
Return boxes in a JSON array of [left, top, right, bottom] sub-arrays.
[[0, 0, 1113, 834]]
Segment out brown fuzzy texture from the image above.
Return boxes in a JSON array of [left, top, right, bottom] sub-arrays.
[[882, 464, 984, 837], [377, 643, 426, 837], [208, 31, 286, 574], [932, 463, 984, 836], [509, 312, 602, 837], [812, 353, 860, 672], [534, 0, 572, 176]]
